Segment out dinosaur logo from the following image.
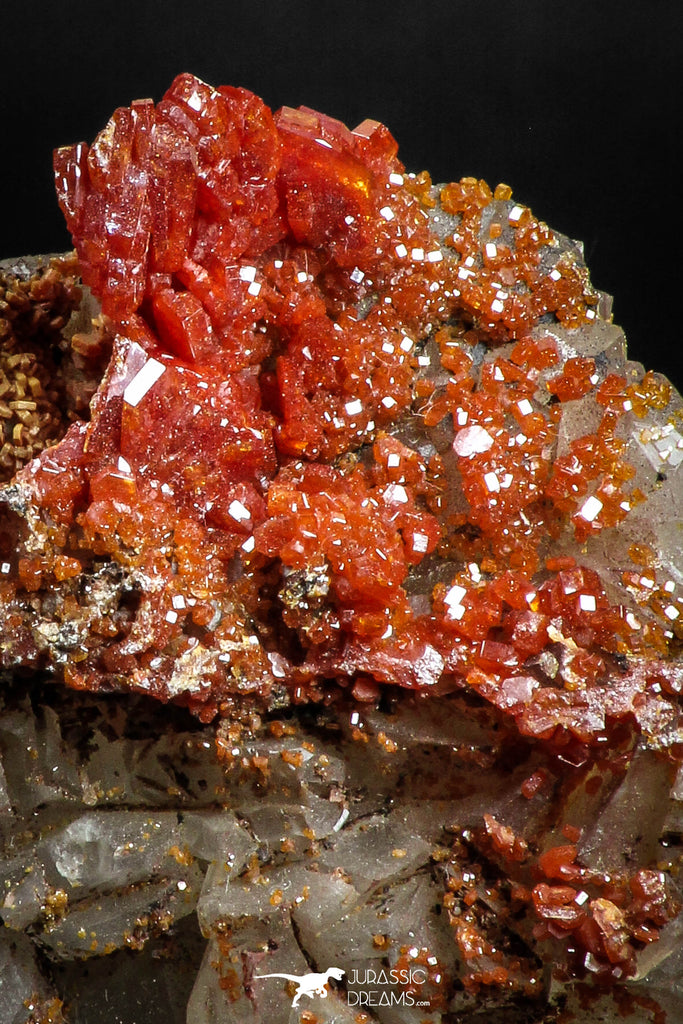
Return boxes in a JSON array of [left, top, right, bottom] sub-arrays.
[[256, 966, 345, 1007]]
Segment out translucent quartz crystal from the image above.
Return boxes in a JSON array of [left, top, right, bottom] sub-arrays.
[[1, 74, 682, 1022]]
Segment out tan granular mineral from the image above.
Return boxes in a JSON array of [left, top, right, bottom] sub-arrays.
[[0, 253, 111, 482]]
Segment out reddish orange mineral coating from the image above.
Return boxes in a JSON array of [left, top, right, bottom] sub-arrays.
[[1, 72, 682, 1002], [0, 73, 671, 737]]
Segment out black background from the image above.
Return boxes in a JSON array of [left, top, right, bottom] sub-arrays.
[[1, 0, 681, 387]]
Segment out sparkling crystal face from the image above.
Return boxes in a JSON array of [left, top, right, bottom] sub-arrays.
[[1, 74, 682, 1022]]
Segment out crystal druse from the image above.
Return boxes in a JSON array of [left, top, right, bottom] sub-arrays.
[[1, 73, 683, 1023]]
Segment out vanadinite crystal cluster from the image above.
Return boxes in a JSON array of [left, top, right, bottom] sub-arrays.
[[1, 74, 683, 1024]]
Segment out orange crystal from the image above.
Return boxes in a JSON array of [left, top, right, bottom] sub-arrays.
[[0, 73, 680, 755], [2, 76, 683, 1007]]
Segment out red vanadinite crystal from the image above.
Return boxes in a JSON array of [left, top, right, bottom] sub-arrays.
[[0, 72, 663, 736], [2, 73, 683, 997]]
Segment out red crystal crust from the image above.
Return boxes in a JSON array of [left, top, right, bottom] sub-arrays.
[[1, 71, 682, 995], [0, 74, 679, 746]]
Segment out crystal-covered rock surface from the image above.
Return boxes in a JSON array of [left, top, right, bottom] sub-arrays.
[[2, 679, 682, 1022], [1, 75, 682, 1022]]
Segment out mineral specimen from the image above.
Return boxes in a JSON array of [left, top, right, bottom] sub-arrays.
[[1, 73, 683, 1023]]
